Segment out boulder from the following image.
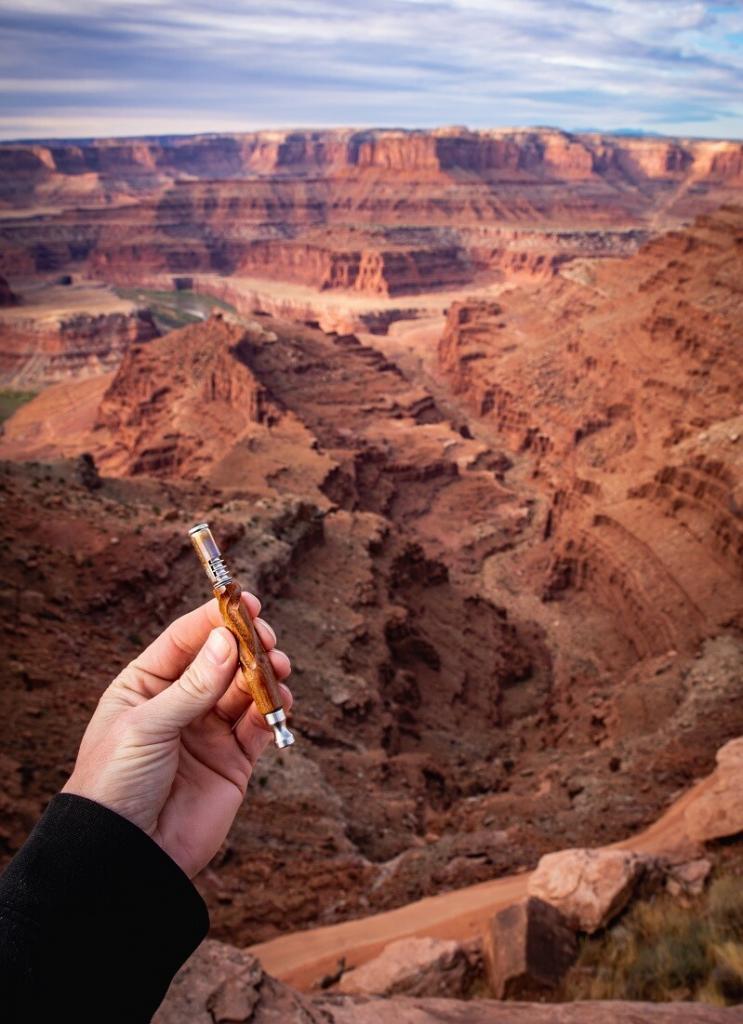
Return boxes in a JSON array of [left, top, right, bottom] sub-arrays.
[[685, 737, 743, 842], [337, 936, 477, 998], [482, 897, 578, 998], [528, 848, 646, 933], [153, 939, 325, 1024]]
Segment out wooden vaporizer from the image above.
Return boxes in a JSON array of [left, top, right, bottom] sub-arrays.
[[189, 522, 294, 749]]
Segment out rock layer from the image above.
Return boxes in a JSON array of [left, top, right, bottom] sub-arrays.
[[2, 128, 742, 301], [2, 128, 742, 209]]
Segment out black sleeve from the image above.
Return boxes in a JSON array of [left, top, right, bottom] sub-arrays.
[[0, 792, 209, 1023]]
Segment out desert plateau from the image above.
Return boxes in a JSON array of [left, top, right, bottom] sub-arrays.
[[1, 125, 742, 1020]]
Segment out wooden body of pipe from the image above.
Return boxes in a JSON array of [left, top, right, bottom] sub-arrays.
[[189, 522, 294, 748], [216, 578, 283, 716]]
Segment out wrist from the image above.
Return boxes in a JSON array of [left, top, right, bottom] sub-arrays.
[[60, 774, 158, 841]]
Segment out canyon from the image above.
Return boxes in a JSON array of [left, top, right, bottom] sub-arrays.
[[1, 128, 742, 308], [2, 128, 743, 373], [0, 127, 742, 1014]]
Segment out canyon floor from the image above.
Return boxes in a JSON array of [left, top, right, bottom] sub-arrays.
[[0, 129, 742, 1014]]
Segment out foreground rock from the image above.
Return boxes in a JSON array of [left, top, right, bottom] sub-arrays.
[[482, 897, 577, 998], [156, 940, 742, 1022], [337, 936, 476, 998], [685, 738, 743, 843], [153, 940, 318, 1023], [528, 849, 646, 933], [325, 1001, 743, 1023]]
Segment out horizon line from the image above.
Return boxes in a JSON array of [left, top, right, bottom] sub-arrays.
[[1, 124, 742, 147]]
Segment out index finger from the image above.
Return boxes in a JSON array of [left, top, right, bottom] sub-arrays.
[[131, 591, 262, 687]]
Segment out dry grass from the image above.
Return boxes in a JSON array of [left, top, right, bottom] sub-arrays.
[[561, 872, 743, 1005]]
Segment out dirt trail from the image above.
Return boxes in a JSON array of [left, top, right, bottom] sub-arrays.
[[249, 770, 715, 990]]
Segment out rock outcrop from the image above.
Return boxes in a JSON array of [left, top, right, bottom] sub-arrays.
[[153, 940, 319, 1024], [437, 205, 743, 762], [92, 316, 284, 477], [662, 854, 712, 898], [2, 128, 742, 211]]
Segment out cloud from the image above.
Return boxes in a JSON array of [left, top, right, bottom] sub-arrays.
[[0, 0, 741, 140]]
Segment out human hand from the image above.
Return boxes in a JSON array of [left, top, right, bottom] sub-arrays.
[[61, 593, 292, 878]]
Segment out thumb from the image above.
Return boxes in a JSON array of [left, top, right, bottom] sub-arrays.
[[145, 627, 237, 732]]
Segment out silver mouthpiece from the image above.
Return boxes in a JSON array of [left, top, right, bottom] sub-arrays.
[[189, 522, 233, 589]]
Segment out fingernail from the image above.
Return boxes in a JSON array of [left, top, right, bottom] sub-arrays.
[[255, 617, 277, 646], [205, 628, 232, 665]]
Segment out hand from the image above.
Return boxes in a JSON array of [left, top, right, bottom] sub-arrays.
[[61, 593, 292, 878]]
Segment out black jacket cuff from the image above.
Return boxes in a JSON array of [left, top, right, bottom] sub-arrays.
[[0, 792, 209, 1021]]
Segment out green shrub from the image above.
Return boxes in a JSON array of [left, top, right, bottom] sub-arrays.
[[0, 389, 36, 423]]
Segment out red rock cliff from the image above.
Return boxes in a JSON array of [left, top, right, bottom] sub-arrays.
[[437, 206, 743, 664]]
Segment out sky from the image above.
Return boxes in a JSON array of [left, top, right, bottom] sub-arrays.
[[0, 0, 741, 141]]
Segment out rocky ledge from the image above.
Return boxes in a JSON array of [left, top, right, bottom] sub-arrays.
[[155, 939, 741, 1023]]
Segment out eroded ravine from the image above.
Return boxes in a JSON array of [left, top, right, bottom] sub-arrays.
[[0, 208, 741, 953]]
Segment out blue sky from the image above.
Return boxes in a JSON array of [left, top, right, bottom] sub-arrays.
[[0, 0, 741, 141]]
